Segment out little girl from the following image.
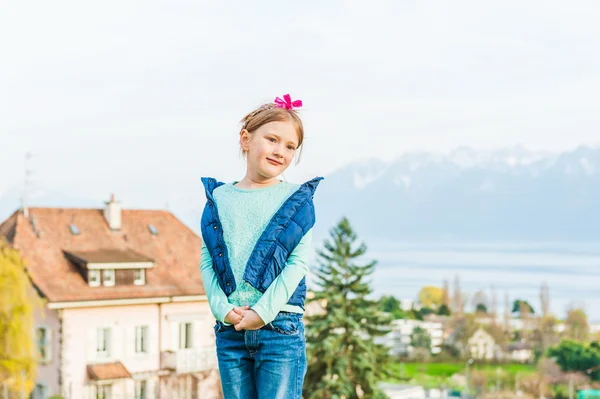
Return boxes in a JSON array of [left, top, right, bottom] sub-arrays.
[[200, 94, 323, 399]]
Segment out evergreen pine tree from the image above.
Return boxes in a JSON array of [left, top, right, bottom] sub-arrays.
[[304, 218, 392, 399]]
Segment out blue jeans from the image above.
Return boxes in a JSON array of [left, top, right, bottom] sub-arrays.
[[214, 312, 307, 399]]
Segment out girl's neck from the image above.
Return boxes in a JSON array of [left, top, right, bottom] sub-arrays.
[[234, 174, 281, 189]]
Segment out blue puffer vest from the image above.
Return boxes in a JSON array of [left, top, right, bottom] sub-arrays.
[[200, 176, 323, 309]]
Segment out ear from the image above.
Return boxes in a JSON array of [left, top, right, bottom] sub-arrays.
[[239, 129, 251, 153]]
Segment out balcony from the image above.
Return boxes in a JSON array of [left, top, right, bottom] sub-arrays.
[[162, 347, 218, 374]]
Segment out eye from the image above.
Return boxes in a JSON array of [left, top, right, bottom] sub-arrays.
[[268, 137, 276, 143], [287, 145, 296, 150]]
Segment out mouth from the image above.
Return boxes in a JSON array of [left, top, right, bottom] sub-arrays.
[[267, 158, 283, 166]]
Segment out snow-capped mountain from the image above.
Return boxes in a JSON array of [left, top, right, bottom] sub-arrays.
[[313, 146, 600, 241]]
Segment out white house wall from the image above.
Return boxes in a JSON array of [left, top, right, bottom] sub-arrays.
[[61, 304, 161, 398]]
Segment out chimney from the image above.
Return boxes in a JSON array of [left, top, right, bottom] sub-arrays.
[[104, 194, 121, 230]]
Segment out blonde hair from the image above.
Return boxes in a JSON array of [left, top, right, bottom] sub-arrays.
[[240, 103, 304, 162]]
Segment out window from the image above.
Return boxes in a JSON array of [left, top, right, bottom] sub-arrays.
[[134, 269, 145, 285], [103, 269, 115, 287], [134, 380, 147, 399], [178, 322, 192, 349], [96, 384, 112, 399], [96, 328, 110, 358], [135, 325, 149, 354], [31, 384, 47, 399], [36, 327, 52, 362], [89, 270, 101, 287]]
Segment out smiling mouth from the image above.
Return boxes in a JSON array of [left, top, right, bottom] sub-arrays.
[[267, 158, 283, 166]]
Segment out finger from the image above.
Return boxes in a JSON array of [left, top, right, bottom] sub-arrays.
[[234, 320, 245, 331], [233, 307, 245, 316]]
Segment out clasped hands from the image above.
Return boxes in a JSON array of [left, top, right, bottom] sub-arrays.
[[225, 305, 266, 331]]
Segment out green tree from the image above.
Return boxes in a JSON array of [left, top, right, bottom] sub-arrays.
[[437, 304, 451, 316], [410, 326, 431, 349], [0, 239, 39, 396], [411, 309, 424, 321], [547, 340, 600, 381], [418, 307, 435, 317], [305, 218, 392, 399], [512, 299, 535, 315], [471, 290, 489, 313], [378, 295, 406, 319], [475, 303, 488, 314]]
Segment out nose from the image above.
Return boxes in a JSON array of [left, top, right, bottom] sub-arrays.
[[273, 145, 284, 158]]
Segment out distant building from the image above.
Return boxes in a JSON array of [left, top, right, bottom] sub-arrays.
[[400, 299, 420, 312], [376, 319, 443, 357], [379, 383, 426, 399], [507, 342, 534, 363], [588, 322, 600, 335], [467, 328, 498, 360], [0, 197, 220, 399]]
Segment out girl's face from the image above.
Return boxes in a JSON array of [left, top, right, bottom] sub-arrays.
[[240, 120, 299, 180]]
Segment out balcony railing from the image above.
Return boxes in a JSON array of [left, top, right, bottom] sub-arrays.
[[162, 347, 218, 374]]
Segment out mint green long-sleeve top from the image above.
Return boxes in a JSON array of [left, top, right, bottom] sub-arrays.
[[200, 181, 312, 326]]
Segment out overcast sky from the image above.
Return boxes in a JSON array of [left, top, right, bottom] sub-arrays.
[[2, 1, 600, 211]]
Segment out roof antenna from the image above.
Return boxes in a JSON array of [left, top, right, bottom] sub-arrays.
[[21, 152, 33, 219]]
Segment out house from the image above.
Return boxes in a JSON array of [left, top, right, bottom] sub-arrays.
[[378, 383, 426, 399], [375, 319, 444, 357], [0, 196, 220, 399], [467, 328, 497, 360], [507, 342, 534, 363]]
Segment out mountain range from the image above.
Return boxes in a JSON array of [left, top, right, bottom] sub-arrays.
[[313, 145, 600, 242]]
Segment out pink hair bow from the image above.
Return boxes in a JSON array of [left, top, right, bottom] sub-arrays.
[[274, 94, 302, 110]]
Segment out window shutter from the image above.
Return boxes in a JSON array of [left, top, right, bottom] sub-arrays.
[[186, 323, 192, 348], [179, 323, 185, 349], [46, 328, 53, 362], [143, 326, 149, 353]]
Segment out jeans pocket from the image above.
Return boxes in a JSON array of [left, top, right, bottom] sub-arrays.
[[214, 320, 225, 333], [268, 313, 302, 335]]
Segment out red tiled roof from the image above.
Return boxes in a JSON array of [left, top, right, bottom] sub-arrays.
[[0, 207, 205, 302], [87, 362, 132, 380], [0, 212, 17, 242]]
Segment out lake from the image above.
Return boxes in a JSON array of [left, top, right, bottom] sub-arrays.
[[312, 240, 600, 322]]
